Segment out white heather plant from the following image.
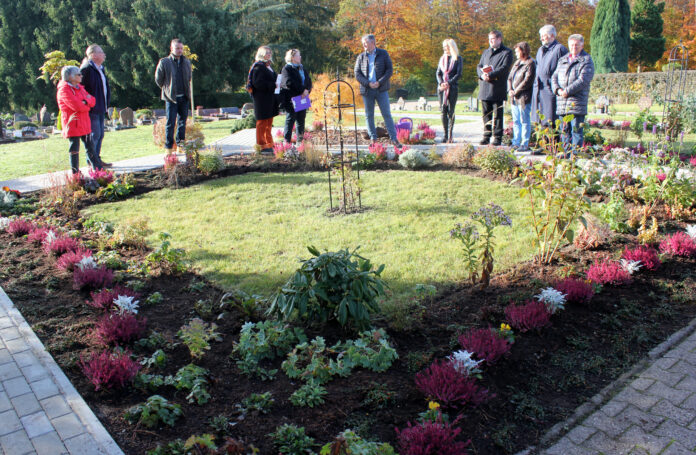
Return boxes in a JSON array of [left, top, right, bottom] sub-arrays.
[[43, 230, 57, 245], [535, 287, 566, 314], [0, 217, 10, 230], [76, 256, 98, 271], [686, 224, 696, 239], [619, 259, 643, 275], [448, 350, 483, 376], [113, 295, 140, 315]]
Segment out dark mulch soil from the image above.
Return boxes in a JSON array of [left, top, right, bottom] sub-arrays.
[[1, 161, 695, 454]]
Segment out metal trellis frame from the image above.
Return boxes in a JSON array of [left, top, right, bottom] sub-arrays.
[[661, 41, 689, 135]]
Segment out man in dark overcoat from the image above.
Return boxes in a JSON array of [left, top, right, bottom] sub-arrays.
[[476, 30, 513, 146], [531, 25, 568, 130]]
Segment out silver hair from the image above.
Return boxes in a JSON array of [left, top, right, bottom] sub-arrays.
[[86, 44, 101, 57], [61, 66, 80, 82], [539, 25, 557, 37], [361, 34, 376, 43], [568, 34, 584, 44]]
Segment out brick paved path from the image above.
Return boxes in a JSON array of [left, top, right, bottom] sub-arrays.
[[0, 287, 122, 455]]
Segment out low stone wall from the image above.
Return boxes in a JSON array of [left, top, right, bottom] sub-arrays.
[[589, 70, 696, 104]]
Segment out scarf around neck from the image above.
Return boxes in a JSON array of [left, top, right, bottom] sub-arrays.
[[439, 55, 457, 106]]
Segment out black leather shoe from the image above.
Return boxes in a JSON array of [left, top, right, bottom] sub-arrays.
[[491, 139, 502, 146], [479, 138, 490, 145]]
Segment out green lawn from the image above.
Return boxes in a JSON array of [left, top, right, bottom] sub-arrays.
[[84, 170, 536, 299], [0, 120, 238, 181]]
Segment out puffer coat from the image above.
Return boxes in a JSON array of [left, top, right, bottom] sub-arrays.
[[56, 80, 95, 138], [551, 51, 595, 116]]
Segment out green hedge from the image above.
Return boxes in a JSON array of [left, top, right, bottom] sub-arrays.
[[589, 71, 696, 104]]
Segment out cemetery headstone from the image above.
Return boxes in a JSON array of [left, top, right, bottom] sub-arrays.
[[637, 96, 653, 111], [40, 105, 51, 125], [417, 97, 428, 111], [14, 113, 30, 123], [153, 109, 166, 117], [119, 107, 134, 127], [397, 97, 406, 111], [595, 95, 610, 114], [221, 107, 240, 115]]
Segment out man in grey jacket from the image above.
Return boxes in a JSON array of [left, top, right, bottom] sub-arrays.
[[354, 34, 400, 146], [551, 34, 594, 152], [155, 38, 192, 150]]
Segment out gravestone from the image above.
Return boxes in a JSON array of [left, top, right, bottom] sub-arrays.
[[221, 107, 240, 115], [397, 97, 405, 111], [595, 95, 610, 114], [417, 97, 428, 111], [153, 109, 166, 117], [108, 107, 118, 123], [14, 113, 30, 123], [119, 107, 134, 126], [241, 103, 254, 117], [637, 96, 653, 111], [40, 105, 51, 125], [468, 97, 479, 112]]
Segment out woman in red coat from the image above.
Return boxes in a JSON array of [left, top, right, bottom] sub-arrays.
[[56, 66, 103, 173]]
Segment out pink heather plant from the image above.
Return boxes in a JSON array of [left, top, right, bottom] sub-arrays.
[[458, 328, 511, 365], [414, 360, 490, 409], [88, 286, 140, 311], [73, 266, 114, 290], [7, 219, 33, 236], [417, 121, 429, 131], [659, 232, 696, 257], [554, 277, 594, 305], [312, 120, 324, 131], [27, 227, 52, 245], [369, 142, 387, 160], [621, 120, 631, 129], [163, 153, 179, 170], [397, 128, 411, 144], [690, 157, 696, 167], [396, 418, 471, 455], [273, 142, 293, 159], [601, 118, 613, 127], [43, 236, 80, 256], [656, 172, 667, 183], [56, 248, 93, 272], [79, 350, 140, 391], [504, 300, 551, 332], [95, 313, 147, 345], [621, 246, 661, 271], [421, 127, 436, 141], [88, 169, 114, 187], [589, 119, 599, 127], [586, 259, 632, 285], [395, 144, 410, 156]]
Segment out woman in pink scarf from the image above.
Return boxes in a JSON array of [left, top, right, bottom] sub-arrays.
[[436, 39, 463, 143]]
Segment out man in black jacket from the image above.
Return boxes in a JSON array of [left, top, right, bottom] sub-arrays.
[[80, 44, 111, 167], [476, 30, 513, 146], [155, 39, 192, 150]]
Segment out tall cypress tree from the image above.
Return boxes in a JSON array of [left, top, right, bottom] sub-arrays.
[[630, 0, 665, 72], [590, 0, 632, 73]]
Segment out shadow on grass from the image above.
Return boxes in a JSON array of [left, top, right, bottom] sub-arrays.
[[197, 172, 326, 188]]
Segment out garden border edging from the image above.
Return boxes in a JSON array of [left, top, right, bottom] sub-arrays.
[[515, 314, 696, 455], [0, 286, 124, 455]]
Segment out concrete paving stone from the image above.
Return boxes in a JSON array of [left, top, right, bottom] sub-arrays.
[[0, 409, 23, 436], [626, 447, 651, 455], [600, 400, 629, 417], [51, 413, 84, 440], [664, 347, 693, 360], [542, 436, 594, 455], [11, 392, 42, 417], [30, 378, 59, 401], [21, 411, 54, 439], [20, 364, 49, 382], [630, 377, 656, 392], [40, 395, 71, 420], [0, 326, 22, 341], [0, 316, 13, 329], [617, 425, 672, 454], [0, 429, 35, 455], [668, 360, 696, 378], [660, 440, 696, 455], [649, 399, 695, 426], [0, 390, 11, 412], [688, 418, 696, 430], [4, 375, 32, 398], [31, 431, 68, 455], [673, 375, 696, 392], [63, 433, 104, 455], [565, 424, 598, 445], [616, 405, 665, 433], [0, 361, 22, 380], [614, 387, 662, 411], [13, 351, 39, 368], [4, 337, 30, 354], [653, 420, 696, 448], [584, 430, 637, 454], [583, 410, 632, 438], [641, 366, 685, 387], [651, 356, 679, 371], [646, 381, 692, 406], [0, 348, 11, 365], [679, 393, 696, 411]]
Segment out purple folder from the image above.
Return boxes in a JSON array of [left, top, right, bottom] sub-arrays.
[[291, 95, 311, 112]]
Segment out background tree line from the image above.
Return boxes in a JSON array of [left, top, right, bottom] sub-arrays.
[[0, 0, 693, 113]]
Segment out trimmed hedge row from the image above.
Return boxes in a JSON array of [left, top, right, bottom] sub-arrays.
[[589, 71, 696, 104]]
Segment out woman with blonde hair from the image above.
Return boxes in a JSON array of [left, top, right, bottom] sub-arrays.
[[280, 49, 312, 144], [246, 46, 279, 153], [436, 38, 463, 143]]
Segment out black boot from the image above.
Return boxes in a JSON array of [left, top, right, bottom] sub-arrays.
[[70, 152, 80, 174]]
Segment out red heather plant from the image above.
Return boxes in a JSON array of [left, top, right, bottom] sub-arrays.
[[163, 153, 179, 170], [621, 246, 661, 271], [27, 227, 52, 245], [586, 259, 631, 285], [95, 312, 147, 345], [88, 169, 115, 186], [55, 248, 93, 272], [414, 360, 489, 409], [43, 236, 80, 256], [659, 232, 696, 257], [395, 417, 471, 455], [73, 266, 114, 290], [457, 328, 511, 365], [7, 219, 33, 236], [421, 127, 436, 141], [417, 121, 429, 131], [88, 286, 139, 311], [504, 300, 551, 332], [397, 128, 411, 144], [554, 277, 594, 305], [79, 350, 140, 391]]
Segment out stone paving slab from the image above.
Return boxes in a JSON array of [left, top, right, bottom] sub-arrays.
[[0, 287, 123, 455]]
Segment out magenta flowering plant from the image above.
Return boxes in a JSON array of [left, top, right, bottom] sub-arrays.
[[27, 227, 53, 245], [504, 300, 551, 332], [589, 119, 599, 127], [95, 312, 147, 346], [416, 121, 429, 131], [621, 246, 661, 271], [586, 258, 632, 285], [88, 169, 114, 187], [421, 127, 436, 141], [55, 248, 93, 272], [369, 142, 387, 160], [554, 277, 594, 305], [7, 218, 33, 236], [659, 232, 696, 257], [273, 142, 293, 159], [80, 349, 140, 391], [163, 153, 179, 170], [458, 327, 511, 365], [397, 128, 410, 144], [414, 359, 490, 409], [73, 265, 114, 290], [396, 416, 471, 455]]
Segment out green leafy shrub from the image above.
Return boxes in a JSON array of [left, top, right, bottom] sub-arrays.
[[140, 349, 167, 369], [268, 246, 386, 330], [196, 147, 224, 175], [145, 232, 187, 274], [398, 149, 431, 169], [237, 392, 274, 415], [145, 292, 163, 306], [166, 364, 211, 405], [320, 430, 396, 455], [341, 329, 398, 372], [630, 108, 659, 138], [232, 320, 306, 380], [473, 147, 517, 175], [124, 395, 182, 428], [403, 76, 426, 98], [597, 194, 629, 233], [230, 114, 256, 134], [289, 382, 327, 407], [269, 424, 315, 455], [97, 175, 135, 201], [178, 318, 222, 359], [282, 336, 350, 384]]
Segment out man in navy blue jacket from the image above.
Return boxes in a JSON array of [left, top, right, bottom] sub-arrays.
[[80, 44, 111, 167]]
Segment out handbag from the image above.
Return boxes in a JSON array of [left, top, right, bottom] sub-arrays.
[[291, 95, 311, 112]]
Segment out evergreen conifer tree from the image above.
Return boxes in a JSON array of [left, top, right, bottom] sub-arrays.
[[590, 0, 632, 73], [629, 0, 665, 72]]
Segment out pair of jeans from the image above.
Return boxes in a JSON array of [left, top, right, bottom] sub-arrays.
[[439, 86, 458, 142], [510, 102, 532, 148], [284, 108, 307, 143], [560, 114, 585, 152], [68, 135, 102, 174], [89, 113, 105, 159], [481, 100, 504, 141], [256, 118, 274, 149], [362, 89, 397, 141], [165, 96, 188, 149]]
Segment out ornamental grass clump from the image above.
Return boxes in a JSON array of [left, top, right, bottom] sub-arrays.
[[659, 232, 696, 257], [73, 265, 114, 290], [414, 360, 489, 409], [395, 416, 471, 455], [7, 218, 33, 236], [554, 277, 594, 305], [621, 246, 661, 271], [95, 312, 147, 346], [88, 286, 139, 311], [586, 259, 632, 285], [504, 300, 552, 332], [55, 248, 93, 272], [43, 236, 80, 256], [80, 349, 141, 391], [457, 327, 511, 365]]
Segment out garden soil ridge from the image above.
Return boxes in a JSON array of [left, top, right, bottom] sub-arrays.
[[1, 159, 695, 454]]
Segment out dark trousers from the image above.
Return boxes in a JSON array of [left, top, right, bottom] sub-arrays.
[[439, 87, 458, 142], [560, 114, 585, 152], [165, 96, 188, 149], [89, 113, 105, 159], [481, 100, 504, 141], [68, 135, 101, 174], [284, 108, 307, 143]]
